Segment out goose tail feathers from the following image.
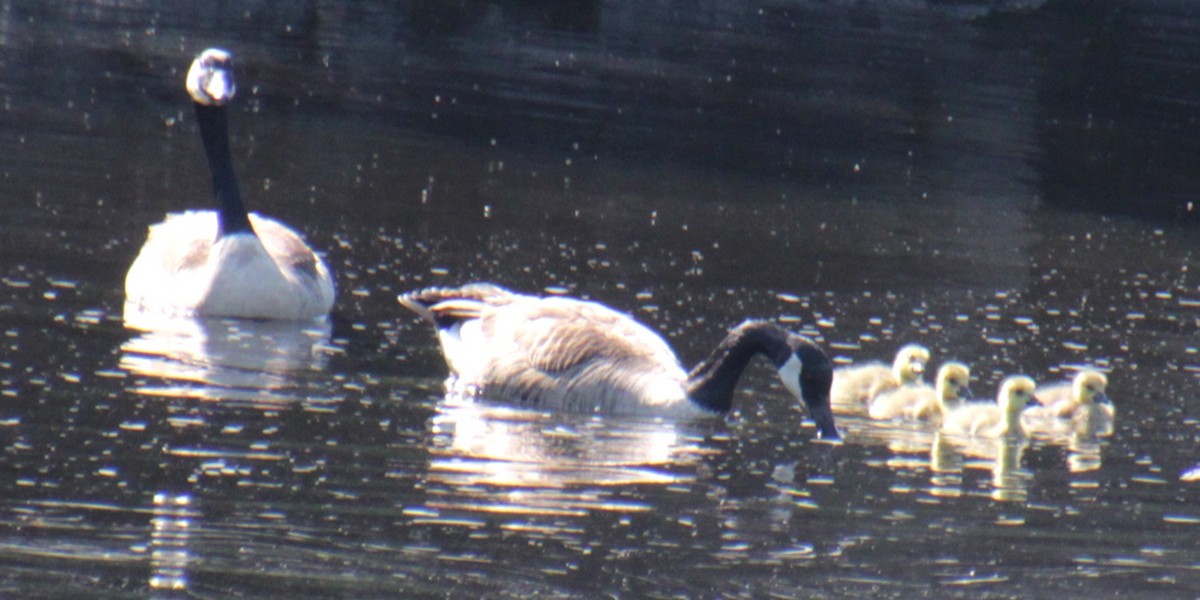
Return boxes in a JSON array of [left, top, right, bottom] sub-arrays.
[[398, 283, 516, 326]]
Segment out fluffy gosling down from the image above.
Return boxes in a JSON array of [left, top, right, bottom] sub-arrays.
[[398, 284, 840, 439], [868, 361, 972, 422], [1023, 370, 1114, 435], [941, 375, 1036, 438], [1029, 370, 1111, 418], [831, 344, 930, 409], [124, 48, 335, 320]]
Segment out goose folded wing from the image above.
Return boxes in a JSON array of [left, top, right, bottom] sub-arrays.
[[512, 303, 653, 376]]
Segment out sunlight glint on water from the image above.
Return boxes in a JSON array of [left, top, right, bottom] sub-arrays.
[[0, 0, 1199, 597]]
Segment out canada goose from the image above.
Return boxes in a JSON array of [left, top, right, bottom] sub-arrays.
[[397, 284, 840, 439], [830, 344, 930, 409], [124, 48, 334, 320], [941, 375, 1036, 438], [868, 361, 971, 422], [1023, 370, 1114, 436]]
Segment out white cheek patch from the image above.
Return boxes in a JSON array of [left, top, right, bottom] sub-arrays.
[[438, 320, 486, 379], [777, 354, 804, 401], [210, 78, 231, 102]]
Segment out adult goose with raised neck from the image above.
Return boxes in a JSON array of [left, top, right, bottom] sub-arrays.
[[124, 48, 334, 320]]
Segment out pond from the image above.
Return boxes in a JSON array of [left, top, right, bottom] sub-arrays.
[[1, 1, 1199, 597]]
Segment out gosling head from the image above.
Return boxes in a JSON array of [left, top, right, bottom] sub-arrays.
[[187, 48, 237, 106], [936, 362, 972, 404], [892, 344, 931, 385], [999, 375, 1038, 415], [1072, 370, 1109, 405]]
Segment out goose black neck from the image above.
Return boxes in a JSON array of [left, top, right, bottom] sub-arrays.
[[685, 321, 792, 413], [194, 102, 253, 237]]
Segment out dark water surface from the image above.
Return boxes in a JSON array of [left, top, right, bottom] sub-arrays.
[[2, 1, 1200, 597]]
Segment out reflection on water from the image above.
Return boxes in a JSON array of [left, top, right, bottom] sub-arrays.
[[846, 417, 1032, 503], [845, 412, 1117, 505], [4, 0, 1200, 596], [120, 307, 334, 404], [420, 397, 709, 518], [429, 398, 701, 488], [936, 432, 1032, 504], [148, 492, 194, 593], [1064, 436, 1105, 475]]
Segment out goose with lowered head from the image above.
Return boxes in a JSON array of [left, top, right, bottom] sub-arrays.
[[125, 48, 334, 320], [398, 284, 840, 439]]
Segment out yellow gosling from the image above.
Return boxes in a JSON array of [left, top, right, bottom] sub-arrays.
[[831, 344, 930, 409], [869, 362, 971, 422], [1031, 371, 1111, 417], [942, 375, 1036, 438], [1024, 371, 1114, 436]]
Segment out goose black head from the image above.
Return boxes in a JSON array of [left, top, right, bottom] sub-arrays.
[[776, 333, 840, 441]]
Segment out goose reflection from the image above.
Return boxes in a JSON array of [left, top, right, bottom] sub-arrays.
[[1023, 371, 1113, 473], [840, 410, 1032, 503], [1064, 435, 1105, 473], [931, 432, 1031, 503], [826, 414, 938, 480], [120, 306, 333, 402], [845, 416, 941, 466], [149, 492, 196, 595], [421, 395, 713, 517]]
